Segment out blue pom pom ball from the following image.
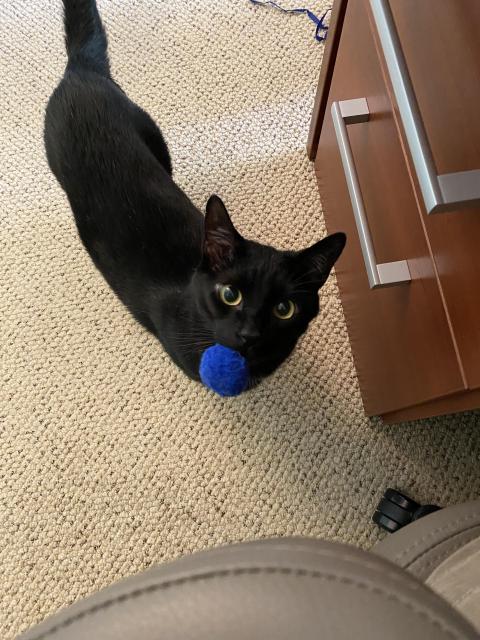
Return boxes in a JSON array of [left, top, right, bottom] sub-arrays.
[[199, 344, 249, 397]]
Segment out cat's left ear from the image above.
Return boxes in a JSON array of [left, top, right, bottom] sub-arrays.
[[295, 232, 346, 289], [203, 195, 243, 272]]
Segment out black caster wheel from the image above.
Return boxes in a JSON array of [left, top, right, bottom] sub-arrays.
[[372, 488, 441, 533]]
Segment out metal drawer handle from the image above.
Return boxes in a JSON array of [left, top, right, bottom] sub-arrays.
[[331, 98, 411, 289], [370, 0, 480, 214]]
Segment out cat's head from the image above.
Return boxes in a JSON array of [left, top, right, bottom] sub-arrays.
[[192, 195, 346, 380]]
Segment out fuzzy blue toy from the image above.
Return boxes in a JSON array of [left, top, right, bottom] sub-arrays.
[[199, 344, 249, 397]]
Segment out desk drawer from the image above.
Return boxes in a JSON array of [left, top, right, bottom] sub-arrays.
[[314, 0, 464, 415], [374, 0, 480, 389]]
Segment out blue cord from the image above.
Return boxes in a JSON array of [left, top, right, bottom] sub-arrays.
[[249, 0, 331, 42]]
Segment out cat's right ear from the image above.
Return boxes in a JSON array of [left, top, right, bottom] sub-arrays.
[[203, 195, 242, 272]]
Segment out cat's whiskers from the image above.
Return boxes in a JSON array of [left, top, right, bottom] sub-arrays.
[[174, 328, 208, 340], [172, 334, 213, 346], [171, 330, 215, 351], [177, 342, 214, 355]]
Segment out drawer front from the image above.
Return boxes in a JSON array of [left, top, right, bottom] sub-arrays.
[[315, 0, 464, 415], [371, 0, 480, 389]]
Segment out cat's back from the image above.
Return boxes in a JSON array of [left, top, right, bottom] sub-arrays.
[[45, 69, 144, 185], [44, 67, 203, 287]]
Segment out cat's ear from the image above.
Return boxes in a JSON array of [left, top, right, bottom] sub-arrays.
[[203, 195, 242, 272], [295, 232, 346, 289]]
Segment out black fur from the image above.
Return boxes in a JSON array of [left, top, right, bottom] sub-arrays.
[[45, 0, 346, 386]]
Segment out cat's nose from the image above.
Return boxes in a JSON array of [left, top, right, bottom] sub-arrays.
[[237, 328, 260, 346]]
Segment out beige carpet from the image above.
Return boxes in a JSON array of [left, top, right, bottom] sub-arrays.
[[1, 0, 480, 637]]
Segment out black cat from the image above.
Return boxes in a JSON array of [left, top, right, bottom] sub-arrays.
[[45, 0, 346, 387]]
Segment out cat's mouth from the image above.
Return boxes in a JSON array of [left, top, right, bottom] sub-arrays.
[[214, 338, 267, 376], [215, 337, 259, 357], [242, 348, 268, 374], [238, 344, 262, 361]]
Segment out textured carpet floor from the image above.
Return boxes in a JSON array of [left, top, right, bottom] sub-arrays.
[[1, 1, 480, 638]]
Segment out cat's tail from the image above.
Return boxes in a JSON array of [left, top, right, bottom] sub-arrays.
[[62, 0, 110, 76]]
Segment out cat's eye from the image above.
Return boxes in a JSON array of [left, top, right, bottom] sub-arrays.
[[218, 284, 243, 306], [273, 299, 296, 320]]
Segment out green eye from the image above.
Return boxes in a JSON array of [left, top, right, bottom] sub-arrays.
[[218, 284, 242, 306], [273, 300, 296, 320]]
